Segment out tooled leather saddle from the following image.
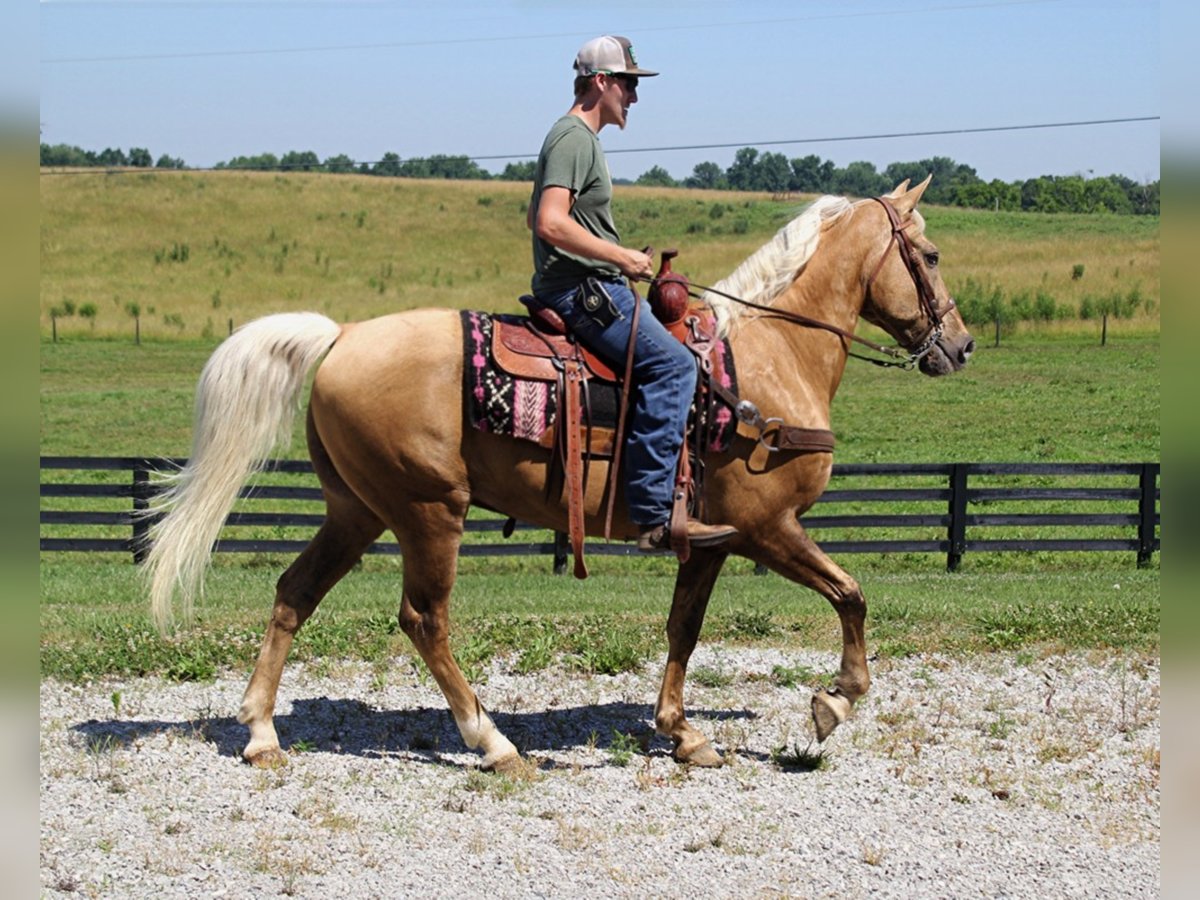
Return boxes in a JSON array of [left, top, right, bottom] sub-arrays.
[[464, 251, 833, 579]]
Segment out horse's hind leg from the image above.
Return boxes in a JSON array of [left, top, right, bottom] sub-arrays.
[[654, 548, 729, 767], [749, 516, 871, 742], [239, 497, 384, 767], [392, 499, 521, 772]]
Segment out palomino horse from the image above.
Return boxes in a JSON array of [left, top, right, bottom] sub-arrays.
[[146, 177, 973, 771]]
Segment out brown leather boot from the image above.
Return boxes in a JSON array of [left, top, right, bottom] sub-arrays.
[[638, 520, 737, 553]]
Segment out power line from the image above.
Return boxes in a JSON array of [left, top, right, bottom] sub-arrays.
[[482, 117, 1162, 162], [41, 0, 1061, 64], [39, 115, 1160, 176]]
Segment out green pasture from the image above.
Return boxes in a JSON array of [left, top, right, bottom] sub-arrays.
[[39, 172, 1160, 682], [40, 171, 1158, 342]]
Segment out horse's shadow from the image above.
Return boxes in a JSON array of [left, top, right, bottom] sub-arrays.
[[71, 697, 768, 766]]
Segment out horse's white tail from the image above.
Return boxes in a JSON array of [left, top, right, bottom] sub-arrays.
[[144, 312, 342, 632]]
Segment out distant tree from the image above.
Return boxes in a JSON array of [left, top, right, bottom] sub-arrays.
[[372, 152, 402, 177], [757, 152, 791, 193], [498, 160, 536, 181], [883, 157, 979, 204], [40, 143, 94, 167], [953, 178, 1020, 211], [96, 147, 128, 167], [636, 165, 677, 187], [684, 161, 725, 190], [280, 150, 320, 171], [725, 147, 760, 191], [128, 147, 152, 168], [789, 154, 834, 193], [391, 154, 489, 180], [219, 152, 280, 171], [323, 153, 356, 173], [833, 160, 886, 198], [1083, 176, 1134, 214], [154, 154, 186, 169]]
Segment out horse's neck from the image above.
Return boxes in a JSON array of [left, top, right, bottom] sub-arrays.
[[726, 252, 866, 424]]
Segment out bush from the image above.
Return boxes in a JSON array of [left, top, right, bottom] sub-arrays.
[[1009, 289, 1033, 321], [954, 276, 1011, 326], [1033, 290, 1058, 321]]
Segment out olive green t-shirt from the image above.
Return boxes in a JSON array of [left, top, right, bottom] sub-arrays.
[[530, 115, 623, 294]]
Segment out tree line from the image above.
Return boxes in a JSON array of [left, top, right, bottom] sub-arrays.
[[41, 142, 1158, 216]]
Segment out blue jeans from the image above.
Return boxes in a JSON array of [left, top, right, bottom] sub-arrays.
[[536, 278, 696, 526]]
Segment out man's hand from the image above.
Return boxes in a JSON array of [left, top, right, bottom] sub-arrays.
[[616, 246, 654, 280]]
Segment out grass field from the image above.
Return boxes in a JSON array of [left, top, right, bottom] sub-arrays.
[[39, 172, 1161, 682], [40, 171, 1159, 342]]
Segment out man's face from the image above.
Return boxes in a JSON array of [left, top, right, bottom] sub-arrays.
[[600, 74, 639, 130]]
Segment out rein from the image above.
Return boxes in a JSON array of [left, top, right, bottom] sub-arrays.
[[637, 196, 949, 371]]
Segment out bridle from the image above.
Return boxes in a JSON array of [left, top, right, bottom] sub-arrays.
[[863, 195, 950, 367], [638, 194, 952, 370]]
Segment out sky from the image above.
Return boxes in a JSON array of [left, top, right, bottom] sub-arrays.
[[37, 0, 1160, 185]]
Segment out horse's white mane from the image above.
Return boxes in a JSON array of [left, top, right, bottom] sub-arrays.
[[704, 195, 854, 337]]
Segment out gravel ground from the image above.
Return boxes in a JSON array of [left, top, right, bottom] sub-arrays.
[[40, 647, 1159, 898]]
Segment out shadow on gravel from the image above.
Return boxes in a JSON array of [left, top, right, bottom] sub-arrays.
[[71, 698, 759, 764]]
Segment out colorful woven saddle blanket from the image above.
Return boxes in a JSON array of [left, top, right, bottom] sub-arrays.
[[462, 309, 739, 454]]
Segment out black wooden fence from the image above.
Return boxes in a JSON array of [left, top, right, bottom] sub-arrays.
[[40, 457, 1160, 572]]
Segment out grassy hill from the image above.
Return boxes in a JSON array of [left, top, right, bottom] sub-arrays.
[[39, 170, 1159, 342]]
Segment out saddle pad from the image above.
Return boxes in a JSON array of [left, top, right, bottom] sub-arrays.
[[462, 310, 738, 451]]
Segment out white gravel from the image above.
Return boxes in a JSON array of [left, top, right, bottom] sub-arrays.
[[40, 647, 1159, 898]]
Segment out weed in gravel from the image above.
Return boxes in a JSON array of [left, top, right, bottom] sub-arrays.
[[692, 663, 734, 688], [293, 795, 358, 831], [862, 844, 888, 866], [555, 817, 604, 850], [608, 730, 641, 767], [84, 734, 126, 792], [987, 711, 1018, 740], [684, 826, 728, 853], [770, 740, 830, 772], [462, 766, 537, 799]]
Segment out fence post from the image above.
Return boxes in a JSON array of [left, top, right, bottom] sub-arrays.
[[946, 463, 969, 571], [131, 463, 153, 564], [552, 531, 569, 576], [1137, 462, 1158, 568]]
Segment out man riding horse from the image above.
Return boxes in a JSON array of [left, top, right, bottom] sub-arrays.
[[526, 35, 738, 553]]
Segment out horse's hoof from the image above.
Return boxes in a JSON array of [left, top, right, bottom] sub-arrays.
[[675, 738, 724, 768], [244, 747, 288, 769], [811, 691, 852, 742], [482, 752, 524, 776]]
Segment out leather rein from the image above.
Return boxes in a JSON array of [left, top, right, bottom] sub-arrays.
[[637, 196, 950, 371]]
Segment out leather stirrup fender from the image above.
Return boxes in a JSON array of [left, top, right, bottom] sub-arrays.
[[563, 361, 589, 579]]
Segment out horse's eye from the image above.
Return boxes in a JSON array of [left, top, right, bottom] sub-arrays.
[[924, 252, 939, 268]]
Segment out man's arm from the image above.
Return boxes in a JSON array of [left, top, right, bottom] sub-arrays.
[[534, 186, 653, 280]]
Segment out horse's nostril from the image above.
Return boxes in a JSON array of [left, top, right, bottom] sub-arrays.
[[960, 340, 976, 363]]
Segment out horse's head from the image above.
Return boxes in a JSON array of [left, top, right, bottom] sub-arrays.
[[859, 177, 974, 375]]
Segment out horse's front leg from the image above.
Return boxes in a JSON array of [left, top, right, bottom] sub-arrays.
[[748, 515, 870, 742], [654, 548, 729, 767]]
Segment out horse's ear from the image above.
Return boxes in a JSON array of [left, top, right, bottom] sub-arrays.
[[891, 174, 932, 216], [884, 179, 911, 199]]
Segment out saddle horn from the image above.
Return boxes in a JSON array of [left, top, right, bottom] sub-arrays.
[[648, 248, 691, 324]]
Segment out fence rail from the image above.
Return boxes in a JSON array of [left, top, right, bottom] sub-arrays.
[[39, 457, 1160, 572]]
